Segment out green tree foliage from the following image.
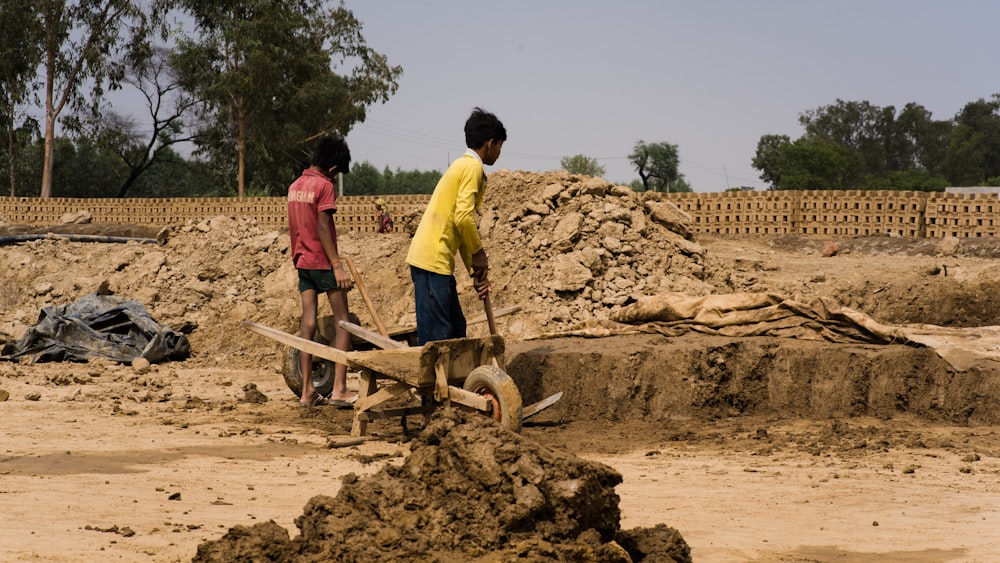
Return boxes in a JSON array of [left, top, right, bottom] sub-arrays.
[[1, 122, 42, 197], [14, 134, 223, 198], [126, 150, 218, 197], [894, 102, 950, 176], [866, 169, 947, 192], [628, 140, 690, 192], [751, 134, 790, 189], [778, 138, 866, 190], [50, 136, 126, 198], [318, 161, 440, 196], [945, 95, 1000, 185], [381, 167, 440, 195], [560, 154, 606, 177], [751, 97, 999, 191], [0, 0, 43, 196], [35, 0, 157, 198], [799, 99, 896, 176], [170, 0, 402, 197], [345, 161, 382, 195], [753, 134, 867, 190]]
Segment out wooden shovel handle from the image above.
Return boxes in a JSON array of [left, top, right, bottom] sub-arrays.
[[483, 293, 498, 336], [343, 257, 389, 338]]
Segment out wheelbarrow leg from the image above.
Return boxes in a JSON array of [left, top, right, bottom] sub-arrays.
[[350, 368, 379, 437]]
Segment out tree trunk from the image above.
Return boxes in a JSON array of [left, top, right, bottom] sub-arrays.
[[237, 133, 246, 199], [41, 107, 56, 197], [237, 107, 246, 198], [40, 25, 56, 199], [5, 112, 14, 197], [116, 167, 144, 198]]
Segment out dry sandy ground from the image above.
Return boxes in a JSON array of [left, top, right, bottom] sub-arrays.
[[4, 232, 1000, 562], [3, 360, 999, 562]]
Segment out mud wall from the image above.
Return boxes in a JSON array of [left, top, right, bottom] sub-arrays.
[[508, 334, 1000, 425], [2, 189, 999, 238]]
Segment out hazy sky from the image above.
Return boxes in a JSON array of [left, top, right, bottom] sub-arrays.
[[343, 0, 1000, 192]]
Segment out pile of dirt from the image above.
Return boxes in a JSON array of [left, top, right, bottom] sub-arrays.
[[0, 215, 298, 367], [6, 170, 1000, 368], [0, 171, 709, 366], [474, 171, 710, 333], [193, 408, 691, 563]]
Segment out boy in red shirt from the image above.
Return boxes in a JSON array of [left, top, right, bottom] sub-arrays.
[[287, 135, 357, 407]]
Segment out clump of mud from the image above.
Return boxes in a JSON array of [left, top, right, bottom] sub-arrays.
[[193, 409, 691, 562]]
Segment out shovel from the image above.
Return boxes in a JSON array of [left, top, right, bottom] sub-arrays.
[[482, 289, 562, 420], [483, 293, 498, 336]]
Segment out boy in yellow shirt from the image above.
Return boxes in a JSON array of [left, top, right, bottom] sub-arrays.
[[405, 108, 506, 344]]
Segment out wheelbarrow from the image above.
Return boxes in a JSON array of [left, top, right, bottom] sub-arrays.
[[277, 305, 522, 401], [243, 319, 561, 437]]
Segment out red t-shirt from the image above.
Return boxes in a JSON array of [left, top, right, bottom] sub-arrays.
[[287, 169, 338, 270]]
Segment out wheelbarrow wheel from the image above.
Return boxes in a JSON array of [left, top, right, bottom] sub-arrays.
[[282, 334, 335, 399], [463, 365, 523, 432]]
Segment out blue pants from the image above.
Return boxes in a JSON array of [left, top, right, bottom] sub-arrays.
[[410, 265, 466, 345]]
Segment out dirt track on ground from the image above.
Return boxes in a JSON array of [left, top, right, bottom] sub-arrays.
[[3, 174, 1000, 561]]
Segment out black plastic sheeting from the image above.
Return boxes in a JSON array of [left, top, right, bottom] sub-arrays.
[[1, 293, 190, 364]]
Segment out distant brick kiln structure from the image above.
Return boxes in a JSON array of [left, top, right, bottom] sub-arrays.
[[1, 189, 999, 238]]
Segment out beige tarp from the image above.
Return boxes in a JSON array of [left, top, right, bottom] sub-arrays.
[[534, 292, 1000, 371]]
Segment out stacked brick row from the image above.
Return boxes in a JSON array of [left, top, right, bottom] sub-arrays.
[[5, 191, 1000, 238], [668, 191, 799, 235], [663, 190, 941, 238], [0, 194, 431, 233], [795, 190, 927, 238], [925, 193, 1000, 238]]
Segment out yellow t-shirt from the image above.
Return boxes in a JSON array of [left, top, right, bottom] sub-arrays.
[[406, 153, 486, 276]]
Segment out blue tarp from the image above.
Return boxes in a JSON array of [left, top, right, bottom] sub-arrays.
[[2, 293, 190, 364]]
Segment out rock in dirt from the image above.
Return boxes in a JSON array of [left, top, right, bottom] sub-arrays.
[[241, 382, 268, 404], [822, 241, 839, 257], [193, 409, 690, 562]]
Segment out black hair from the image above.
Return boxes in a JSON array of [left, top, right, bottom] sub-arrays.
[[312, 134, 351, 174], [464, 107, 506, 150]]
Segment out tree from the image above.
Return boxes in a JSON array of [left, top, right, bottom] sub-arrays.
[[866, 169, 947, 192], [629, 140, 682, 192], [774, 138, 866, 190], [799, 99, 896, 177], [560, 154, 605, 177], [36, 0, 156, 198], [943, 124, 985, 186], [893, 102, 951, 176], [0, 0, 43, 196], [47, 135, 125, 197], [126, 148, 218, 197], [751, 134, 791, 190], [945, 95, 1000, 185], [67, 46, 201, 197], [345, 161, 381, 195], [171, 0, 402, 197], [756, 99, 957, 191], [383, 167, 439, 194]]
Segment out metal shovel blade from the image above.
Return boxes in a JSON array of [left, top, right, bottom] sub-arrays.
[[522, 391, 563, 420]]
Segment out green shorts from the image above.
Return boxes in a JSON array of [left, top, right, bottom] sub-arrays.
[[297, 268, 342, 293]]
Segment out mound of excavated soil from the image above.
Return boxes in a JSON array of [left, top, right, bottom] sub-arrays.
[[192, 409, 691, 563], [7, 170, 1000, 368]]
